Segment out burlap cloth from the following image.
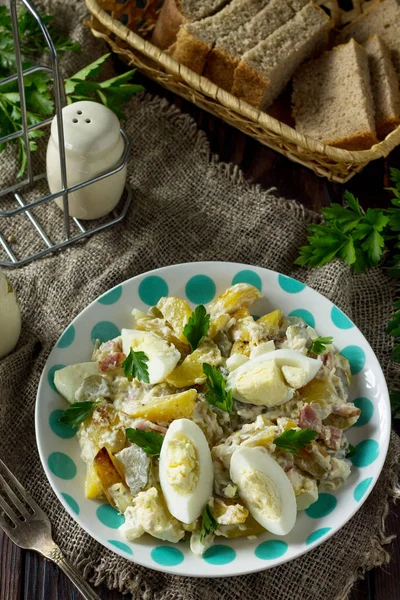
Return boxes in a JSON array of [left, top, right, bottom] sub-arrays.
[[0, 2, 399, 598]]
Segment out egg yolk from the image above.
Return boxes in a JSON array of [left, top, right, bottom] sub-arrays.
[[235, 360, 290, 406], [240, 468, 281, 520], [166, 433, 199, 494]]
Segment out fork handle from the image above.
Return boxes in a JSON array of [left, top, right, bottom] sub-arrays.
[[46, 546, 101, 600]]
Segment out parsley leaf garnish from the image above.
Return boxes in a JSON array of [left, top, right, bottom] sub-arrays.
[[274, 429, 318, 455], [200, 504, 218, 541], [122, 348, 150, 383], [183, 305, 210, 352], [346, 444, 356, 458], [126, 428, 164, 456], [59, 400, 101, 428], [202, 363, 233, 413], [310, 336, 333, 355]]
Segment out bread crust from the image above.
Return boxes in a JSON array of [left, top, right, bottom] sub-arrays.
[[326, 132, 378, 150], [152, 0, 187, 50], [171, 27, 211, 73], [377, 117, 400, 139], [204, 46, 239, 91], [231, 61, 268, 106]]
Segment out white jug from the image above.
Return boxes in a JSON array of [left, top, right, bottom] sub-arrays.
[[0, 269, 21, 358]]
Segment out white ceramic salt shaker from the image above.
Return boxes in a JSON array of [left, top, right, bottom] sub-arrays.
[[46, 100, 127, 220], [0, 269, 21, 359]]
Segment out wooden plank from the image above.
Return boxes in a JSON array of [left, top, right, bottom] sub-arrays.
[[0, 530, 22, 600]]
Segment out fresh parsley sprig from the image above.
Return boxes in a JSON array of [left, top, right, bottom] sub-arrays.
[[346, 443, 356, 458], [274, 428, 318, 455], [0, 6, 144, 175], [296, 190, 390, 274], [126, 428, 164, 456], [59, 400, 101, 428], [202, 363, 233, 413], [310, 336, 333, 355], [183, 305, 210, 352], [200, 504, 218, 541], [122, 348, 150, 383]]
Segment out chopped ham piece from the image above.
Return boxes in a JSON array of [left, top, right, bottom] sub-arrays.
[[299, 404, 322, 433], [320, 425, 343, 450], [99, 352, 125, 372], [333, 404, 361, 419], [96, 340, 125, 372], [134, 419, 168, 434]]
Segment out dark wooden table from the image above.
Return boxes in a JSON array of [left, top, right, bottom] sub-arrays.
[[1, 73, 400, 600]]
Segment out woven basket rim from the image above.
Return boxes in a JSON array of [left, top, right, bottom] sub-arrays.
[[85, 0, 400, 165]]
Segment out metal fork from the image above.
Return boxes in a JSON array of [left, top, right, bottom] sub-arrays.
[[0, 458, 100, 600]]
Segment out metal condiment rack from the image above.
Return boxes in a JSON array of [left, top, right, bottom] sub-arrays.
[[0, 0, 132, 268]]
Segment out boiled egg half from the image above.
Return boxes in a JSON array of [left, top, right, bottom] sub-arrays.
[[230, 446, 296, 535], [226, 349, 322, 407], [121, 329, 180, 384], [159, 418, 213, 524]]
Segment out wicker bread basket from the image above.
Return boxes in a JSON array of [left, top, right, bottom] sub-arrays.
[[85, 0, 400, 183]]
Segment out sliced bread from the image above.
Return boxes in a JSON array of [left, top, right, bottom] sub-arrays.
[[337, 0, 400, 74], [152, 0, 231, 49], [170, 0, 270, 74], [232, 2, 332, 109], [204, 0, 309, 91], [363, 35, 400, 138], [292, 39, 377, 150]]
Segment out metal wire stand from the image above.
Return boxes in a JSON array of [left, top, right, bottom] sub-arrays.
[[0, 0, 132, 268]]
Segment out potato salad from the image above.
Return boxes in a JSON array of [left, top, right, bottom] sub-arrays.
[[55, 283, 360, 555]]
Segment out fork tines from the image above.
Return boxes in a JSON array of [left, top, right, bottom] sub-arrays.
[[0, 458, 45, 529]]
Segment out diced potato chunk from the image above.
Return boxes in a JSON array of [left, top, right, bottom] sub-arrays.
[[54, 362, 101, 403], [232, 307, 251, 321], [208, 313, 233, 339], [157, 296, 192, 342], [299, 376, 336, 407], [231, 340, 250, 356], [241, 428, 276, 449], [166, 339, 222, 387], [257, 309, 283, 335], [85, 464, 103, 499], [93, 447, 131, 508], [208, 283, 262, 315], [218, 514, 266, 539], [132, 309, 187, 355], [126, 389, 197, 422]]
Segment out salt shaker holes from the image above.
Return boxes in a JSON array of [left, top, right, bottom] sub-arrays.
[[72, 118, 78, 123], [85, 119, 91, 123], [77, 110, 82, 115]]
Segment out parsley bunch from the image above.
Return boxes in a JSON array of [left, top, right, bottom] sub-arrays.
[[296, 168, 400, 419], [296, 190, 390, 273], [0, 6, 144, 175]]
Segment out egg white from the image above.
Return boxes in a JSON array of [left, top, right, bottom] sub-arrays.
[[230, 446, 296, 536], [121, 329, 180, 384], [159, 418, 213, 524]]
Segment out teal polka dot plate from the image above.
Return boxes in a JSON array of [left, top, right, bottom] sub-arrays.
[[35, 262, 391, 578]]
